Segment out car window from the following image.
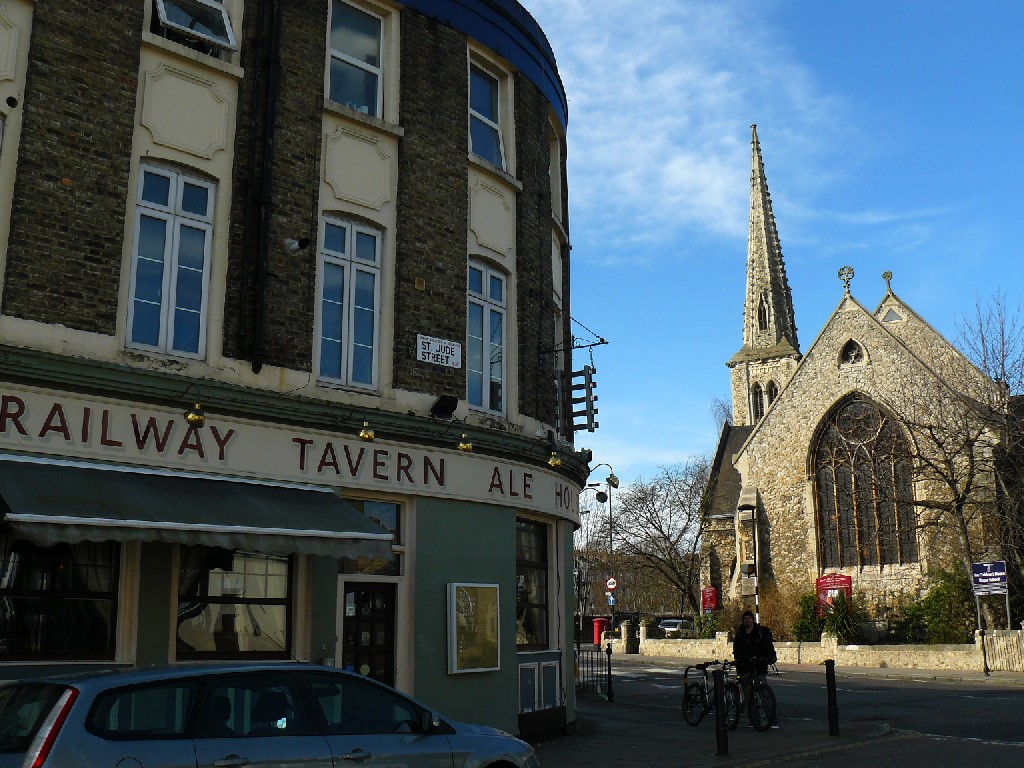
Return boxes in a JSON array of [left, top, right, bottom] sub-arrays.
[[305, 673, 421, 735], [88, 680, 198, 739], [0, 683, 67, 753], [198, 674, 309, 738]]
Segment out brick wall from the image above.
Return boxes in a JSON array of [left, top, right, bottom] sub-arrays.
[[514, 74, 556, 424], [2, 0, 142, 332], [224, 0, 325, 370], [393, 12, 468, 396]]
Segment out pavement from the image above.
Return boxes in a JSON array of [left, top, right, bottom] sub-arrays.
[[529, 655, 1024, 767]]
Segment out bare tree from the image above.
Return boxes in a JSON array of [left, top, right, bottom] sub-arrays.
[[609, 456, 712, 616]]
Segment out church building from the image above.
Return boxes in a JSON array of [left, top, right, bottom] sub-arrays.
[[703, 127, 1004, 618]]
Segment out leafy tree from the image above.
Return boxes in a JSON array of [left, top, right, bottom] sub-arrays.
[[791, 592, 824, 642]]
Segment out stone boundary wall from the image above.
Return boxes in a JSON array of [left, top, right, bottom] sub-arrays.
[[635, 630, 1024, 672]]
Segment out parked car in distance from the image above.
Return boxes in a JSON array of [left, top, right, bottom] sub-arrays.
[[658, 617, 697, 638], [0, 663, 540, 768]]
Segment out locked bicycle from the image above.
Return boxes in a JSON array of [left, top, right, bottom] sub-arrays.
[[681, 660, 740, 728], [734, 657, 778, 731]]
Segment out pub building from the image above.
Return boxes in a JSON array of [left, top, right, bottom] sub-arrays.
[[0, 0, 586, 736]]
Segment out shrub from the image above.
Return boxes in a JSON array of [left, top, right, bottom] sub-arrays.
[[822, 591, 866, 643], [918, 568, 974, 643], [791, 592, 824, 642]]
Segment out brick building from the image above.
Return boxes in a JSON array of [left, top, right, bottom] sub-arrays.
[[703, 127, 1002, 620], [0, 0, 584, 735]]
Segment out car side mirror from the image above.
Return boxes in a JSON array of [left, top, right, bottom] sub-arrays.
[[419, 710, 442, 732]]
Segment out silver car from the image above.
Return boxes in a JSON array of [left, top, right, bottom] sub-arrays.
[[0, 663, 540, 768]]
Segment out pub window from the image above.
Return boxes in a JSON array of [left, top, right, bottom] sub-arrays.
[[176, 546, 291, 659], [516, 519, 549, 649], [812, 394, 918, 568], [0, 539, 119, 660]]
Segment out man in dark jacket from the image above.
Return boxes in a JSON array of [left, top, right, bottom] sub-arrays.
[[733, 610, 777, 676], [733, 610, 780, 728]]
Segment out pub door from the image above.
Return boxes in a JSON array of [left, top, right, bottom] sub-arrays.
[[338, 581, 396, 687]]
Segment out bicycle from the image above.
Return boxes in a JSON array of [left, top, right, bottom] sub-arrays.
[[734, 656, 778, 731], [681, 660, 740, 728]]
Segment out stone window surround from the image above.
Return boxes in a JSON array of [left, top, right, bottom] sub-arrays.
[[126, 162, 215, 360], [468, 47, 516, 176], [314, 215, 383, 391], [467, 258, 507, 415]]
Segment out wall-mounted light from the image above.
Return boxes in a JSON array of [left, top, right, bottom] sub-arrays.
[[184, 402, 205, 428], [548, 452, 562, 468], [358, 422, 375, 441], [182, 383, 205, 428], [429, 395, 459, 419], [284, 237, 311, 254], [458, 434, 473, 452]]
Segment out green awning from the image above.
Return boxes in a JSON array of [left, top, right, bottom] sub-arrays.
[[0, 458, 392, 558]]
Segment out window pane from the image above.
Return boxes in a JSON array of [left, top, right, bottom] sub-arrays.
[[135, 254, 165, 305], [137, 216, 168, 279], [131, 301, 162, 346], [470, 66, 498, 121], [329, 58, 379, 115], [89, 681, 197, 738], [181, 182, 209, 218], [470, 117, 503, 167], [355, 231, 377, 262], [177, 603, 288, 655], [331, 1, 381, 66], [142, 171, 171, 207], [351, 345, 372, 385], [467, 302, 484, 406], [322, 299, 344, 342], [324, 222, 347, 254], [320, 339, 342, 379], [177, 225, 206, 271], [489, 274, 503, 303], [158, 0, 234, 48], [175, 265, 203, 313], [468, 266, 483, 295], [172, 307, 201, 354]]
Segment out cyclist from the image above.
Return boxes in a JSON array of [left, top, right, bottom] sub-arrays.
[[733, 609, 779, 728]]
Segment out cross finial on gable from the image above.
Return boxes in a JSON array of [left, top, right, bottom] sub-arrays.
[[883, 270, 893, 293], [838, 265, 854, 293]]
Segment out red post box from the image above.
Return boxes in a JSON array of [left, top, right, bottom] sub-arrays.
[[592, 617, 609, 645]]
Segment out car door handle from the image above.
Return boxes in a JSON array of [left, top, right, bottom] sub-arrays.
[[213, 757, 250, 767], [340, 749, 373, 761]]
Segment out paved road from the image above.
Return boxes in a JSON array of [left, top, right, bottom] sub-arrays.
[[532, 657, 1024, 767]]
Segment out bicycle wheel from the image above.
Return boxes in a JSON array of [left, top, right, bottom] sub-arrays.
[[748, 684, 776, 731], [682, 683, 706, 726], [724, 682, 740, 730]]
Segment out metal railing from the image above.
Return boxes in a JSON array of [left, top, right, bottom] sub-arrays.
[[576, 644, 614, 700]]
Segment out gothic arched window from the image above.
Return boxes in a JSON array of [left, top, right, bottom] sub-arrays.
[[751, 383, 765, 422], [812, 395, 917, 568], [757, 292, 770, 331], [766, 381, 779, 406]]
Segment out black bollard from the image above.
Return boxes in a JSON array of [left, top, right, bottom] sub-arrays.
[[605, 643, 615, 703], [825, 659, 839, 736], [712, 668, 729, 756]]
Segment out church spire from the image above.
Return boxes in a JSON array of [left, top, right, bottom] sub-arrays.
[[728, 126, 801, 427], [743, 124, 799, 355]]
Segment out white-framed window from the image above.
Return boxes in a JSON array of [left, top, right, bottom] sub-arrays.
[[469, 63, 505, 170], [467, 260, 506, 413], [317, 217, 381, 388], [128, 165, 214, 359], [329, 0, 384, 117], [153, 0, 237, 52]]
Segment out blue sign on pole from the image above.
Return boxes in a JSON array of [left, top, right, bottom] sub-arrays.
[[608, 595, 616, 606], [972, 560, 1008, 595]]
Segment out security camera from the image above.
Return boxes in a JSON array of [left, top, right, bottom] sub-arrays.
[[284, 237, 311, 254]]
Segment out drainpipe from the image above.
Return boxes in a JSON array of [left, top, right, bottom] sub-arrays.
[[239, 0, 267, 358], [252, 0, 283, 374]]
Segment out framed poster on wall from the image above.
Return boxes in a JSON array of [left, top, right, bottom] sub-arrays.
[[447, 583, 500, 673]]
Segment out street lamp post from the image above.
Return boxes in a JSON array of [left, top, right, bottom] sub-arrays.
[[588, 463, 619, 622]]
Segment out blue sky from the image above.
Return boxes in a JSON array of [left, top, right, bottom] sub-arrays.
[[526, 0, 1024, 486]]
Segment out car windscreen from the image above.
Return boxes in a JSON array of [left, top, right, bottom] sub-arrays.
[[0, 683, 69, 754]]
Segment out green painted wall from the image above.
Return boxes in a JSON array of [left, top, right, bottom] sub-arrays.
[[136, 542, 173, 666], [560, 519, 577, 720], [413, 497, 518, 733], [308, 555, 339, 664]]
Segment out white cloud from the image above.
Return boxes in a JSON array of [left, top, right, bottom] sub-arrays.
[[527, 0, 848, 262]]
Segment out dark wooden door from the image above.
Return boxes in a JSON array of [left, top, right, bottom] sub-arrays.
[[340, 582, 395, 687]]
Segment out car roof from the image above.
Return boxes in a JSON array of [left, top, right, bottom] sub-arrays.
[[0, 662, 343, 690]]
